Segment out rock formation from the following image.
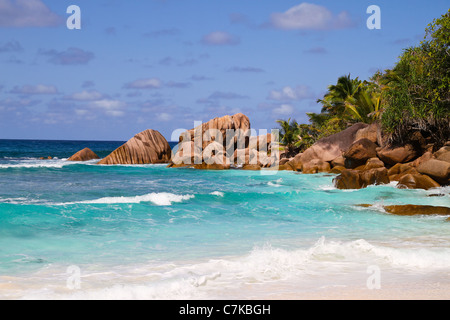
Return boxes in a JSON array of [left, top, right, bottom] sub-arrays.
[[169, 113, 255, 169], [179, 113, 251, 151], [67, 148, 100, 162], [356, 204, 450, 216], [417, 159, 450, 185], [297, 123, 368, 164], [98, 129, 172, 165], [383, 205, 450, 216], [377, 144, 417, 166], [333, 167, 389, 189], [343, 138, 378, 169]]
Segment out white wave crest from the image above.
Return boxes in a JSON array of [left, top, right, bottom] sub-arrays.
[[70, 192, 195, 206], [267, 178, 283, 187], [0, 159, 72, 169], [8, 236, 450, 300]]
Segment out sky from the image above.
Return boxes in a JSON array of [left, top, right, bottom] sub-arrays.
[[0, 0, 448, 141]]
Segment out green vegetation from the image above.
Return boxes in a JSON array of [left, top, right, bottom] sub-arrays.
[[276, 118, 320, 156], [378, 9, 449, 148], [277, 9, 449, 153]]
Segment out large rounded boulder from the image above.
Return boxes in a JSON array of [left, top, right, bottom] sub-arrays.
[[98, 129, 172, 165]]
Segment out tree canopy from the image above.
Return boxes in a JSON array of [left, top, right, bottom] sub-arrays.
[[277, 9, 449, 152]]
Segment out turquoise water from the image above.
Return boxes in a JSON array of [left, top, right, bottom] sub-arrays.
[[0, 140, 449, 299]]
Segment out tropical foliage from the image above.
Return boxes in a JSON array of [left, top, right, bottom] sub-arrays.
[[276, 118, 319, 155], [277, 9, 449, 152], [379, 9, 449, 148]]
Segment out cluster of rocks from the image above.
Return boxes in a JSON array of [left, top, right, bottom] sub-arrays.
[[280, 122, 450, 190], [167, 113, 279, 170], [66, 129, 172, 164], [65, 113, 449, 192]]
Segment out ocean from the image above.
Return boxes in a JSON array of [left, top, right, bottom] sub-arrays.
[[0, 139, 449, 300]]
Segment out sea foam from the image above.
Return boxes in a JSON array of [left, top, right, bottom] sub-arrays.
[[70, 192, 195, 206], [0, 160, 72, 169], [12, 237, 450, 300]]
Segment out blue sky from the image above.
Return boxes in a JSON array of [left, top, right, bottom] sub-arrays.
[[0, 0, 448, 141]]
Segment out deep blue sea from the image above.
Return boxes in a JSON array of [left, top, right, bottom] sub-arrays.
[[0, 139, 449, 299]]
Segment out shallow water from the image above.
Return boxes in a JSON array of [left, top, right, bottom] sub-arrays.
[[0, 140, 449, 299]]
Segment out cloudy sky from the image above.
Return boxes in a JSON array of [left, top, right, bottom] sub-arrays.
[[0, 0, 448, 141]]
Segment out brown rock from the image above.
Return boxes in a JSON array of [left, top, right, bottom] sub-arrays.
[[302, 159, 331, 174], [434, 147, 450, 164], [359, 167, 390, 187], [193, 163, 230, 170], [397, 173, 441, 190], [248, 133, 274, 152], [437, 152, 450, 163], [232, 148, 273, 168], [387, 163, 419, 181], [333, 167, 389, 190], [331, 155, 345, 168], [98, 129, 172, 165], [383, 205, 450, 216], [284, 163, 294, 171], [170, 141, 202, 166], [300, 123, 368, 164], [333, 170, 362, 189], [412, 151, 435, 167], [355, 123, 379, 144], [174, 113, 252, 167], [434, 146, 450, 158], [377, 144, 417, 166], [417, 159, 450, 185], [286, 153, 303, 172], [179, 113, 251, 151], [68, 148, 100, 162], [409, 131, 427, 153], [242, 164, 261, 171], [344, 138, 378, 169], [363, 157, 385, 170], [279, 158, 291, 166], [355, 204, 372, 208], [388, 163, 412, 176], [330, 165, 346, 174], [166, 163, 192, 169]]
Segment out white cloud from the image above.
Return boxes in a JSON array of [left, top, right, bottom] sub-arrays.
[[0, 0, 62, 27], [65, 90, 103, 101], [90, 99, 126, 117], [201, 31, 240, 45], [273, 104, 294, 115], [75, 109, 88, 116], [157, 112, 173, 121], [11, 84, 58, 95], [270, 3, 353, 30], [268, 85, 313, 101], [40, 47, 95, 65], [91, 99, 124, 109], [124, 78, 162, 89]]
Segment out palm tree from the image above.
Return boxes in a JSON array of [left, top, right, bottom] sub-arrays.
[[294, 123, 320, 151], [344, 82, 383, 124], [317, 74, 362, 117], [276, 118, 301, 156]]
